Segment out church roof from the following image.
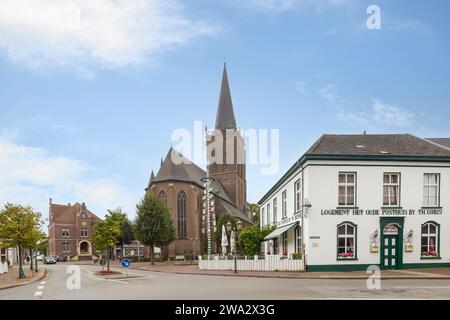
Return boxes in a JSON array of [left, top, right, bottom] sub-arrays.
[[150, 147, 252, 223], [215, 64, 237, 130]]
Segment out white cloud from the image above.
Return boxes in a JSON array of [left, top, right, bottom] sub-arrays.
[[0, 0, 217, 76], [295, 81, 307, 94], [337, 99, 415, 129], [318, 83, 340, 104], [229, 0, 357, 13], [0, 137, 135, 218]]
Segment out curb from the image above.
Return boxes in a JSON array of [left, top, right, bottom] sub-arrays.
[[0, 269, 47, 291], [55, 262, 450, 280]]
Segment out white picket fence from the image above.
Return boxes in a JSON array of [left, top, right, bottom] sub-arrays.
[[198, 255, 304, 271]]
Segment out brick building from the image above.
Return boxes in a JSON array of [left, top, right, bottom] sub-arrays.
[[146, 65, 253, 258], [48, 200, 101, 260]]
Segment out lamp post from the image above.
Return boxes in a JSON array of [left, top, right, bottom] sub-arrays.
[[226, 220, 243, 273]]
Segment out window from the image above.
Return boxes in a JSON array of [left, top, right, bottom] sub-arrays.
[[62, 228, 70, 237], [177, 191, 186, 238], [295, 179, 302, 212], [273, 198, 277, 223], [282, 232, 288, 256], [261, 207, 265, 226], [159, 191, 167, 206], [266, 203, 271, 225], [282, 190, 287, 219], [421, 222, 439, 258], [295, 226, 302, 254], [337, 222, 356, 259], [81, 227, 88, 237], [62, 242, 70, 253], [423, 174, 440, 207], [383, 173, 400, 206], [338, 173, 356, 206]]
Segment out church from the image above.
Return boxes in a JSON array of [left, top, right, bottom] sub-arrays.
[[146, 65, 253, 258]]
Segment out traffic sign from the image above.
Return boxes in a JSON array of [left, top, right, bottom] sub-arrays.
[[121, 259, 131, 268]]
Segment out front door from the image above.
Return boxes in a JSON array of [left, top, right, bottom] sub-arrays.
[[381, 224, 400, 269]]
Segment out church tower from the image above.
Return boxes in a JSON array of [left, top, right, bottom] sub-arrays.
[[207, 64, 247, 212]]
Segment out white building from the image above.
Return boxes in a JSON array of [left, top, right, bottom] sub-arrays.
[[259, 134, 450, 271]]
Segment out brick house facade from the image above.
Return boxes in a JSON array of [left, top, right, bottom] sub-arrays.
[[48, 200, 101, 261]]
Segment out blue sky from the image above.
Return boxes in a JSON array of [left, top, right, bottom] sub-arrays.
[[1, 0, 449, 218]]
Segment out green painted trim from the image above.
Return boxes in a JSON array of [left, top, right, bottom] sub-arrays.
[[258, 158, 450, 205], [336, 207, 359, 210], [403, 262, 450, 269], [336, 221, 358, 261], [380, 217, 404, 270], [421, 207, 442, 209]]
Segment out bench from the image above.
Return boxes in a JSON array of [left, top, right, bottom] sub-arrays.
[[175, 255, 186, 262]]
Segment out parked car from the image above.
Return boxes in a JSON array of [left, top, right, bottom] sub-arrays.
[[56, 255, 68, 262], [43, 256, 56, 264], [36, 255, 44, 261]]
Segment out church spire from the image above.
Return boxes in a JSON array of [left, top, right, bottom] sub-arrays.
[[215, 63, 237, 130]]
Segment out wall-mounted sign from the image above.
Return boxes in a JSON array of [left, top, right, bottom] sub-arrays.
[[405, 244, 413, 252], [383, 224, 399, 235], [370, 244, 379, 253]]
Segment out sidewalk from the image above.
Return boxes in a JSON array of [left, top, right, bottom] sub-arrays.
[[63, 260, 450, 280], [0, 266, 47, 290]]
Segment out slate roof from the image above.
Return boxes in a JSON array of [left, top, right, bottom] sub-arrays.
[[306, 134, 450, 157], [215, 64, 237, 130], [426, 138, 450, 150], [150, 148, 252, 224]]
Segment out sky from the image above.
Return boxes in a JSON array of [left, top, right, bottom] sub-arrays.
[[1, 0, 450, 219]]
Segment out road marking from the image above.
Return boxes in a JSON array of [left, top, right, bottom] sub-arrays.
[[37, 286, 44, 290], [34, 291, 42, 297], [40, 281, 46, 285]]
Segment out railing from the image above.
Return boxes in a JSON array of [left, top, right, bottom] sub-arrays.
[[198, 255, 304, 271]]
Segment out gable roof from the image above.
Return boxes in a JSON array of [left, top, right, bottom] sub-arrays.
[[306, 134, 450, 157], [51, 202, 101, 222], [426, 138, 450, 150], [215, 64, 237, 130]]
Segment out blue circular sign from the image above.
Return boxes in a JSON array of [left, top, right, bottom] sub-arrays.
[[121, 259, 131, 268]]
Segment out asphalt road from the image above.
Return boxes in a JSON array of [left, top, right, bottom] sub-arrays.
[[1, 264, 450, 300]]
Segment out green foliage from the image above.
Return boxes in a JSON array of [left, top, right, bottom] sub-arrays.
[[0, 204, 44, 278], [120, 217, 135, 246], [135, 193, 175, 263], [291, 253, 302, 260], [238, 224, 276, 256], [248, 203, 260, 226]]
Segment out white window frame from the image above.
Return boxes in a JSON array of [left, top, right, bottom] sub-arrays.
[[295, 179, 302, 212], [261, 207, 265, 226], [338, 172, 356, 207], [295, 226, 302, 254], [337, 223, 356, 259], [266, 203, 271, 225], [282, 190, 287, 219], [423, 174, 440, 207], [421, 222, 439, 257], [383, 173, 400, 207], [62, 227, 70, 237], [81, 227, 88, 237], [273, 198, 277, 223]]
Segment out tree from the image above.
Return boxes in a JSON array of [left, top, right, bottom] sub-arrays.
[[118, 217, 135, 260], [248, 203, 260, 226], [0, 204, 43, 279], [238, 224, 276, 256], [93, 209, 123, 272], [135, 193, 175, 265]]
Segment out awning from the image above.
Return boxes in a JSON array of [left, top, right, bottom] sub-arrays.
[[264, 222, 298, 241]]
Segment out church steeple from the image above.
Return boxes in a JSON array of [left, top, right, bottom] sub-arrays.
[[215, 63, 237, 130]]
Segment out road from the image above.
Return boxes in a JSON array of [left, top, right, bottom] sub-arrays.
[[1, 264, 450, 300]]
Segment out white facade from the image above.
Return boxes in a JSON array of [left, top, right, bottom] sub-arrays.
[[260, 158, 450, 271]]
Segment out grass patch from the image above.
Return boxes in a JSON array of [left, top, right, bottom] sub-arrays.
[[95, 270, 122, 276]]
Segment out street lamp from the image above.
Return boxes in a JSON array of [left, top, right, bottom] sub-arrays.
[[227, 220, 243, 273]]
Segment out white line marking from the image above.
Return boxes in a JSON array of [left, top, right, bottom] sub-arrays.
[[34, 292, 42, 296], [37, 286, 44, 290], [40, 281, 46, 285]]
